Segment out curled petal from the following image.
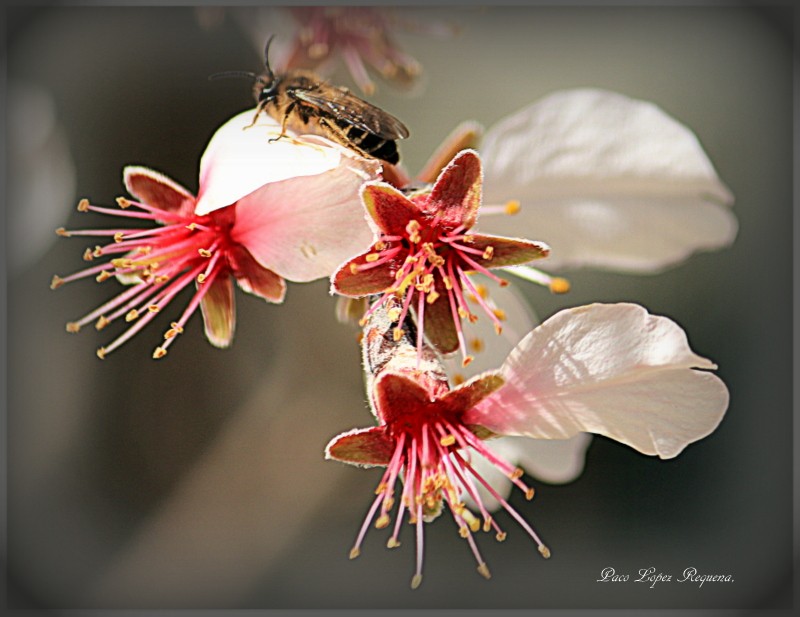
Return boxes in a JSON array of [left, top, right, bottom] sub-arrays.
[[123, 166, 195, 217], [231, 157, 380, 282], [195, 108, 358, 216], [428, 149, 482, 229], [465, 234, 550, 269], [325, 426, 394, 467], [465, 303, 729, 459], [332, 252, 396, 297], [229, 246, 286, 303], [199, 275, 235, 348], [361, 181, 418, 235], [480, 89, 737, 272]]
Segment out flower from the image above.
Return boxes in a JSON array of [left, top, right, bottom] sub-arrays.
[[477, 88, 738, 274], [332, 149, 549, 364], [275, 7, 454, 95], [326, 299, 729, 587], [52, 109, 380, 359]]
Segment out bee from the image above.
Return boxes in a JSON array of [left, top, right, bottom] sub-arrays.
[[251, 37, 409, 165]]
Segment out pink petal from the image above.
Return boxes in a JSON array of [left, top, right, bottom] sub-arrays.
[[230, 158, 379, 282], [324, 426, 394, 467], [465, 234, 550, 269], [123, 166, 195, 216], [194, 108, 372, 216], [439, 372, 504, 415], [372, 372, 435, 425], [428, 149, 482, 229], [420, 279, 460, 354], [465, 303, 729, 459], [199, 275, 235, 348]]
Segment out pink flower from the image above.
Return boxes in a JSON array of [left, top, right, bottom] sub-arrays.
[[332, 149, 549, 365], [326, 299, 728, 587], [278, 7, 453, 95], [52, 109, 380, 359]]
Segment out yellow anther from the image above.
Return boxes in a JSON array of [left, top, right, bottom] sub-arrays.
[[387, 538, 401, 549], [483, 517, 493, 533], [457, 307, 469, 319], [451, 373, 465, 386], [374, 240, 387, 251], [496, 531, 507, 542], [113, 232, 125, 243], [115, 197, 131, 209], [463, 510, 481, 533], [152, 347, 167, 359], [95, 316, 110, 331], [525, 487, 535, 501], [365, 253, 380, 263], [65, 322, 80, 333], [77, 198, 90, 212], [549, 277, 571, 294], [375, 482, 388, 495], [393, 327, 404, 342], [458, 526, 470, 539], [477, 563, 492, 580], [55, 227, 70, 237], [111, 258, 131, 268], [499, 279, 510, 288], [410, 574, 423, 590], [197, 273, 206, 284], [426, 290, 440, 304], [538, 545, 552, 559], [494, 323, 503, 336], [95, 271, 112, 283], [462, 355, 474, 367], [442, 275, 453, 290], [511, 467, 524, 480], [170, 322, 184, 334], [155, 275, 170, 284], [125, 309, 139, 322], [349, 547, 360, 560], [474, 283, 488, 299], [82, 248, 94, 261], [93, 246, 104, 258], [439, 434, 456, 447], [406, 219, 421, 244], [504, 199, 521, 215], [50, 275, 64, 290], [198, 248, 212, 258], [148, 305, 160, 313], [387, 307, 401, 322], [96, 347, 106, 360], [462, 234, 474, 243], [164, 329, 178, 340], [375, 514, 391, 529], [469, 337, 485, 353], [492, 308, 507, 321], [482, 246, 494, 260]]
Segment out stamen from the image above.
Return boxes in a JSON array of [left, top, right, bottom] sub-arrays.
[[504, 200, 520, 215], [77, 199, 90, 212]]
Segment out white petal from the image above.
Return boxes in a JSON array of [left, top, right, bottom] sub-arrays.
[[461, 433, 591, 512], [480, 89, 737, 272], [464, 303, 729, 459], [194, 108, 349, 216]]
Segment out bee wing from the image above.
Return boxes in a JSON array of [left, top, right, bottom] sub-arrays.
[[291, 87, 409, 140]]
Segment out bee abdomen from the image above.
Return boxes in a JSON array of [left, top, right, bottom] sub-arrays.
[[337, 120, 399, 165]]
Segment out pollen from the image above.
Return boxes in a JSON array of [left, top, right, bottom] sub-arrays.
[[77, 198, 90, 212], [387, 307, 402, 321], [198, 248, 212, 258], [55, 227, 70, 237], [96, 347, 107, 360], [113, 232, 125, 243], [511, 467, 524, 480], [481, 246, 494, 260], [386, 538, 401, 549], [549, 277, 571, 294], [148, 305, 160, 313], [349, 263, 359, 274], [375, 514, 391, 529], [50, 275, 64, 290], [95, 271, 112, 283], [197, 273, 206, 284], [439, 434, 456, 447], [525, 487, 535, 501], [374, 240, 387, 251], [82, 248, 94, 261], [65, 322, 80, 333], [125, 309, 139, 322], [365, 252, 380, 263], [477, 563, 492, 580], [95, 316, 110, 331], [504, 199, 521, 215], [426, 290, 440, 304], [115, 197, 131, 209], [186, 223, 197, 231], [393, 327, 404, 342], [538, 545, 552, 559], [406, 220, 421, 244], [495, 531, 507, 542], [152, 346, 167, 360]]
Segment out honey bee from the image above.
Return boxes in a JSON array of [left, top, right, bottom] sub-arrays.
[[251, 37, 409, 165]]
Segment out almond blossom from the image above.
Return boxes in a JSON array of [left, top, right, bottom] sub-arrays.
[[326, 299, 728, 588], [52, 109, 380, 359], [332, 149, 549, 364]]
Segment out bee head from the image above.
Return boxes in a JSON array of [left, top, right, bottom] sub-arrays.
[[254, 35, 279, 104]]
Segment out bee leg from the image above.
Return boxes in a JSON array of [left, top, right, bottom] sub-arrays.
[[268, 103, 295, 143]]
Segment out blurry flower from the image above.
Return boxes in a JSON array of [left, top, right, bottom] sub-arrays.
[[8, 81, 76, 275], [327, 299, 728, 587], [478, 88, 738, 274], [258, 7, 455, 95], [332, 150, 549, 364], [52, 109, 380, 359]]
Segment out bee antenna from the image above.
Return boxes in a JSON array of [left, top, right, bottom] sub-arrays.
[[208, 70, 257, 82], [262, 34, 276, 79]]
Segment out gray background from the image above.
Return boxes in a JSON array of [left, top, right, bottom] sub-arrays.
[[4, 4, 793, 611]]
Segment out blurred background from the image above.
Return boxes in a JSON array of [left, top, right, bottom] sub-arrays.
[[4, 4, 793, 611]]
